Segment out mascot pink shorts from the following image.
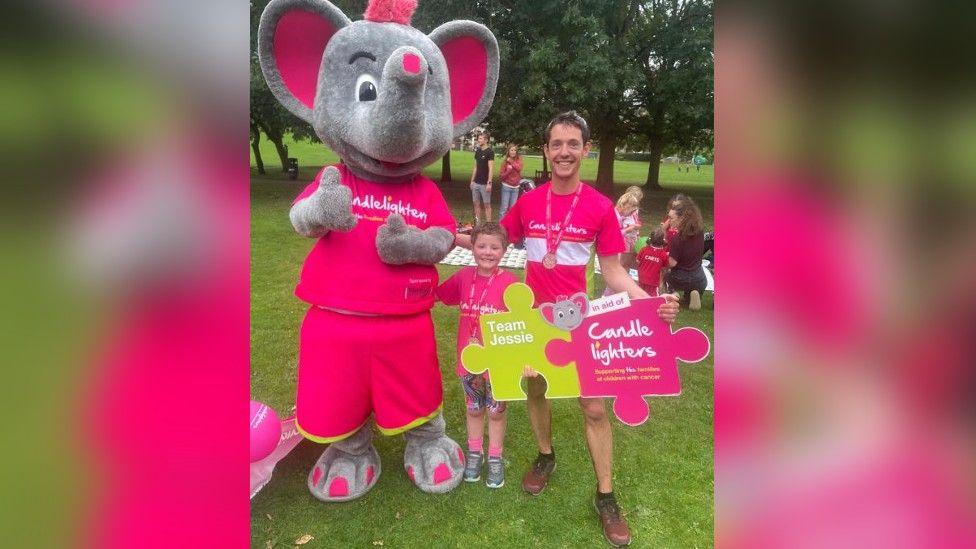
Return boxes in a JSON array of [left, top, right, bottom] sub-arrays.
[[295, 306, 442, 442]]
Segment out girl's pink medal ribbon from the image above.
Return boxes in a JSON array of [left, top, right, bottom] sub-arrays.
[[467, 268, 499, 345], [542, 184, 583, 269]]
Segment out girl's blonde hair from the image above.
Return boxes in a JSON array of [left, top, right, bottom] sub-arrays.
[[624, 185, 644, 202], [616, 192, 640, 210]]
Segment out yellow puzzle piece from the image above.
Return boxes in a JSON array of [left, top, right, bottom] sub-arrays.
[[460, 283, 581, 400]]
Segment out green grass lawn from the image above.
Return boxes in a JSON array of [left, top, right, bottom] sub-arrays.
[[250, 141, 713, 547]]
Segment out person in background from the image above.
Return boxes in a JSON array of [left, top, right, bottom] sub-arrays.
[[470, 132, 494, 225], [636, 227, 670, 296], [664, 196, 707, 310], [498, 143, 523, 220], [614, 190, 642, 271], [661, 193, 689, 248]]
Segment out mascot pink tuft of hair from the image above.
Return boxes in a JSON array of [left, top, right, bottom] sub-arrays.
[[364, 0, 418, 25]]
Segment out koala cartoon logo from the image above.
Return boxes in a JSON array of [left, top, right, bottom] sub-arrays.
[[540, 292, 589, 331]]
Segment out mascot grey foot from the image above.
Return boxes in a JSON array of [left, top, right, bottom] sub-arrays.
[[307, 413, 463, 501], [403, 413, 464, 493], [307, 426, 381, 502]]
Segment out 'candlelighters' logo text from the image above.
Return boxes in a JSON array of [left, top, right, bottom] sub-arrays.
[[353, 194, 428, 223], [527, 221, 589, 236]]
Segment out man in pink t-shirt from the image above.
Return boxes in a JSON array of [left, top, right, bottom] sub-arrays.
[[457, 112, 679, 546]]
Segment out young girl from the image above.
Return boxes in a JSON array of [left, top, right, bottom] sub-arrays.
[[636, 227, 670, 295], [615, 191, 642, 270], [497, 143, 523, 220], [436, 222, 519, 488]]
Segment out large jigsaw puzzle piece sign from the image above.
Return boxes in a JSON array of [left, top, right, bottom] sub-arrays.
[[461, 284, 579, 400], [545, 297, 710, 426]]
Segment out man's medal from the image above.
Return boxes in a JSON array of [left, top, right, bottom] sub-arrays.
[[543, 184, 583, 269]]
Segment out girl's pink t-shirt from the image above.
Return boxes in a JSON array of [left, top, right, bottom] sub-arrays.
[[293, 164, 456, 315], [436, 266, 520, 375], [500, 182, 625, 305]]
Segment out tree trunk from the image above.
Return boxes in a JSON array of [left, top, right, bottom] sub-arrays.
[[266, 131, 289, 172], [644, 137, 665, 190], [541, 154, 548, 181], [594, 134, 617, 196], [250, 123, 265, 175], [440, 151, 452, 183]]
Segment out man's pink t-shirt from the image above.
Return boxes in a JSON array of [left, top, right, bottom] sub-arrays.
[[500, 182, 625, 305], [436, 266, 519, 375], [293, 164, 456, 315]]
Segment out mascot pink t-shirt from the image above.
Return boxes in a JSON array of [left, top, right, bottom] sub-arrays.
[[294, 164, 456, 314]]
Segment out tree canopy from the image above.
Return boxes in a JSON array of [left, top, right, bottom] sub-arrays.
[[248, 0, 713, 189]]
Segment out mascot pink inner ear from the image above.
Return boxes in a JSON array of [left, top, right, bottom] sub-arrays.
[[440, 36, 488, 124], [572, 295, 588, 315], [273, 10, 339, 109]]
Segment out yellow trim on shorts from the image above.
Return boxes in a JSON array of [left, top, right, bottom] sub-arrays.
[[375, 405, 443, 436], [295, 418, 369, 444]]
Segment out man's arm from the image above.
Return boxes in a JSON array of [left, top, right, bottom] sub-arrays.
[[601, 253, 647, 299], [600, 253, 679, 322], [486, 161, 494, 192]]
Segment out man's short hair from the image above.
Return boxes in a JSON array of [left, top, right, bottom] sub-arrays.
[[471, 221, 509, 248], [544, 110, 590, 144]]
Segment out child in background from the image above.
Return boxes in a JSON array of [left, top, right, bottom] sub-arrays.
[[599, 191, 642, 297], [436, 222, 519, 488], [623, 186, 644, 249], [624, 186, 644, 223], [636, 227, 670, 296], [615, 191, 642, 270]]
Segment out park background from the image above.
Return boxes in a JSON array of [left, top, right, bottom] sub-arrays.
[[250, 0, 713, 547]]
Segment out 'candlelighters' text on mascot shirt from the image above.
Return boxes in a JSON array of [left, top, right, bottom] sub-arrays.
[[257, 0, 499, 501]]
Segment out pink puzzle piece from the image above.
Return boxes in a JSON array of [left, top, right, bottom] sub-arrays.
[[545, 297, 710, 426]]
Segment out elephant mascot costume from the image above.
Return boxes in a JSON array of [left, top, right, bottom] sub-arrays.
[[257, 0, 499, 501]]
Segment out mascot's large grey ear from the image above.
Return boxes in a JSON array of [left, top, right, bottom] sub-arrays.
[[429, 21, 499, 140], [258, 0, 352, 123]]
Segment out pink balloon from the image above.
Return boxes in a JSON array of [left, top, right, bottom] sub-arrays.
[[250, 401, 282, 463]]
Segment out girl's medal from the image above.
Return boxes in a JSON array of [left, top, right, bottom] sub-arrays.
[[467, 269, 499, 346]]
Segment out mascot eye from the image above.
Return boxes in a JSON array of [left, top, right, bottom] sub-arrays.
[[569, 310, 576, 316], [355, 74, 378, 102], [557, 312, 564, 319]]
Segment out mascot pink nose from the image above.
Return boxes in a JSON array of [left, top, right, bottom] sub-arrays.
[[403, 53, 421, 74]]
